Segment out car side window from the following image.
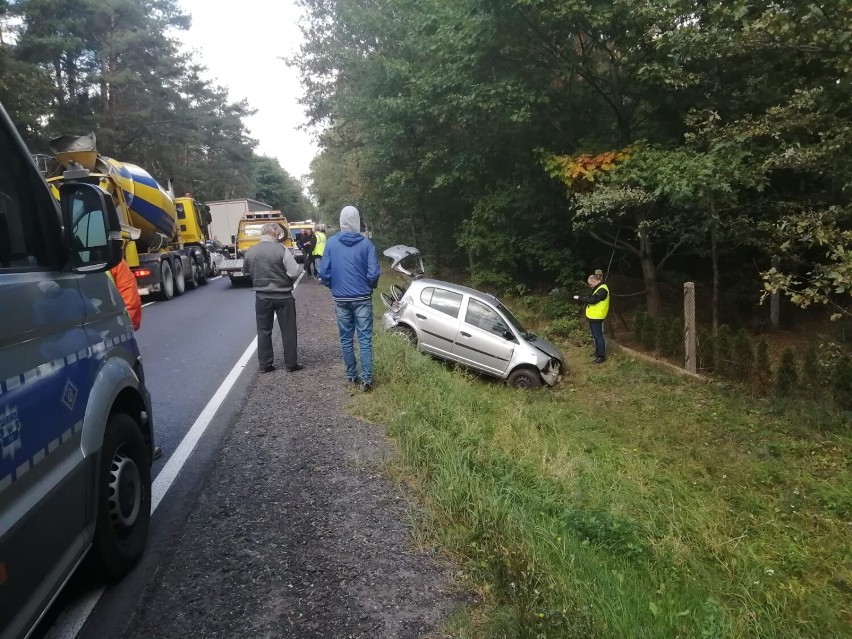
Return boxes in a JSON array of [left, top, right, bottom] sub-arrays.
[[466, 298, 511, 338], [0, 125, 56, 270], [420, 287, 434, 306], [428, 287, 463, 319]]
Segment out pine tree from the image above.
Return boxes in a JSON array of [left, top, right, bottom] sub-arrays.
[[775, 348, 798, 396], [833, 355, 852, 412]]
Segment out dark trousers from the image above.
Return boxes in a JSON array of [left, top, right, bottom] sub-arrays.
[[256, 295, 297, 368], [589, 319, 606, 360], [304, 254, 314, 277]]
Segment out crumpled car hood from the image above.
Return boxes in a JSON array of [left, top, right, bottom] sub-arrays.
[[529, 335, 564, 364]]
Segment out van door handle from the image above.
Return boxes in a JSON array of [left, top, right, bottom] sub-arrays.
[[416, 313, 427, 320], [460, 331, 471, 338]]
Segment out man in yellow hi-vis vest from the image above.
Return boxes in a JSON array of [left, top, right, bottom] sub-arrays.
[[574, 270, 610, 363], [312, 226, 327, 281]]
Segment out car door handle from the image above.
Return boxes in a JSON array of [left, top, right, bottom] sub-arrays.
[[416, 313, 427, 320], [460, 331, 471, 338]]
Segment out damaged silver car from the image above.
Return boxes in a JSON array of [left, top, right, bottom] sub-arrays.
[[380, 245, 564, 388]]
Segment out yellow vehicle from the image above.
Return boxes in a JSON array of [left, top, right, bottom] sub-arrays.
[[46, 133, 216, 299], [218, 211, 293, 284]]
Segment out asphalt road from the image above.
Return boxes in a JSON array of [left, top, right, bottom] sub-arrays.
[[35, 275, 263, 639]]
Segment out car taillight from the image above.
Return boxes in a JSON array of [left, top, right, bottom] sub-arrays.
[[134, 269, 152, 278]]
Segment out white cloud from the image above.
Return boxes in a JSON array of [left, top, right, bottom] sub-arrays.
[[178, 0, 319, 184]]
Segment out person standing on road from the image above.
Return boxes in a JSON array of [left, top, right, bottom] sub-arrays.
[[302, 228, 316, 278], [244, 223, 303, 373], [574, 269, 609, 364], [109, 258, 142, 331], [312, 225, 327, 280], [319, 206, 381, 391]]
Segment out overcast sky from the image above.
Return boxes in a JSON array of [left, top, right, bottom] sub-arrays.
[[178, 0, 319, 185]]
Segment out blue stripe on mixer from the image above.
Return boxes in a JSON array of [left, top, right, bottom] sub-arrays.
[[124, 191, 177, 236], [124, 165, 160, 189]]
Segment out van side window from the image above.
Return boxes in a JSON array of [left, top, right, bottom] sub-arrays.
[[428, 288, 463, 319], [0, 126, 56, 269], [466, 298, 511, 337]]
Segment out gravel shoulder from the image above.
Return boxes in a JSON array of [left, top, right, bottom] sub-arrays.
[[123, 278, 458, 638]]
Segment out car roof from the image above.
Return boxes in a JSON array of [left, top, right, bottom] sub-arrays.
[[411, 278, 503, 306]]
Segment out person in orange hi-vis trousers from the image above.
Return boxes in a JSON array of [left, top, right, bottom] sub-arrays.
[[109, 259, 142, 331]]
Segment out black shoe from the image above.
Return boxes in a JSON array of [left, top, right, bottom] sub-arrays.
[[348, 377, 361, 385], [592, 358, 606, 364], [286, 364, 304, 372], [361, 382, 373, 393], [260, 365, 275, 373], [153, 446, 162, 460]]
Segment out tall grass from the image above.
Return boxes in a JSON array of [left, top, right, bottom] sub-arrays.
[[351, 320, 851, 638]]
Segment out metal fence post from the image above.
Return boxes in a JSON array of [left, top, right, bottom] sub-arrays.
[[684, 282, 697, 374]]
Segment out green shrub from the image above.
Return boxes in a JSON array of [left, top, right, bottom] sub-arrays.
[[656, 317, 672, 355], [633, 312, 647, 343], [668, 319, 684, 360], [801, 343, 821, 391], [546, 316, 589, 345], [776, 348, 798, 396], [698, 329, 716, 372], [641, 314, 657, 351], [715, 325, 734, 379], [755, 338, 772, 394], [732, 330, 754, 383], [833, 355, 852, 412]]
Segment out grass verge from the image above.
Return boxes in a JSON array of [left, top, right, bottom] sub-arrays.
[[350, 285, 851, 638]]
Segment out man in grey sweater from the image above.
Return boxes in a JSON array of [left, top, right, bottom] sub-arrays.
[[243, 223, 303, 373]]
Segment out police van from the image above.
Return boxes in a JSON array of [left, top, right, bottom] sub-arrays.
[[0, 103, 154, 637]]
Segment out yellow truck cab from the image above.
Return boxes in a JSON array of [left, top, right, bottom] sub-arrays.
[[218, 211, 292, 285]]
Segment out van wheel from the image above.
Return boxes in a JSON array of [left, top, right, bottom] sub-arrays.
[[507, 367, 542, 389], [91, 413, 151, 580], [389, 325, 417, 347], [158, 261, 174, 300], [173, 260, 186, 296]]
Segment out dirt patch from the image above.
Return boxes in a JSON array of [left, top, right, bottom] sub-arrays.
[[123, 279, 458, 638]]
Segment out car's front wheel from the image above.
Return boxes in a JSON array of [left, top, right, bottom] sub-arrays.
[[389, 324, 417, 347], [507, 367, 542, 389], [91, 413, 151, 580]]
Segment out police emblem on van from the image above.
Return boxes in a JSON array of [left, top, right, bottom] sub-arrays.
[[62, 379, 78, 411], [1, 406, 22, 460]]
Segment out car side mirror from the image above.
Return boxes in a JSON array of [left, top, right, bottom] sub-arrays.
[[59, 182, 122, 273]]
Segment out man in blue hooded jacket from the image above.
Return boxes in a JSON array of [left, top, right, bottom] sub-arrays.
[[319, 205, 381, 391]]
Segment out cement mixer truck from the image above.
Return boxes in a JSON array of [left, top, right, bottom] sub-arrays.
[[45, 133, 216, 300]]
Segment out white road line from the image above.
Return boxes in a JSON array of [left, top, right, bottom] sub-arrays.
[[209, 275, 222, 281], [141, 301, 156, 308], [46, 269, 304, 639]]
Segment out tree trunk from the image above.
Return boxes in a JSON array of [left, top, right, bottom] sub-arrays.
[[637, 222, 661, 316], [711, 216, 720, 332]]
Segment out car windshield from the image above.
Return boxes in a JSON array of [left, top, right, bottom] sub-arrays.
[[497, 302, 533, 339]]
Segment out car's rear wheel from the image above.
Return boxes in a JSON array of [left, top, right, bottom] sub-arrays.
[[389, 325, 417, 347], [91, 413, 151, 580], [507, 367, 542, 389]]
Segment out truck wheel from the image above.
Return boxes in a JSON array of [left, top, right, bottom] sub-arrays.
[[158, 261, 174, 300], [91, 413, 151, 580], [173, 260, 186, 296], [507, 367, 542, 389], [187, 260, 199, 290], [198, 259, 208, 285]]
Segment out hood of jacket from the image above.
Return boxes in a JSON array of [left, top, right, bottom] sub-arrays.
[[340, 205, 360, 233]]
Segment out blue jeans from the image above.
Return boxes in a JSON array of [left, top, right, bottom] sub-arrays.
[[335, 300, 374, 383], [589, 320, 606, 360]]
